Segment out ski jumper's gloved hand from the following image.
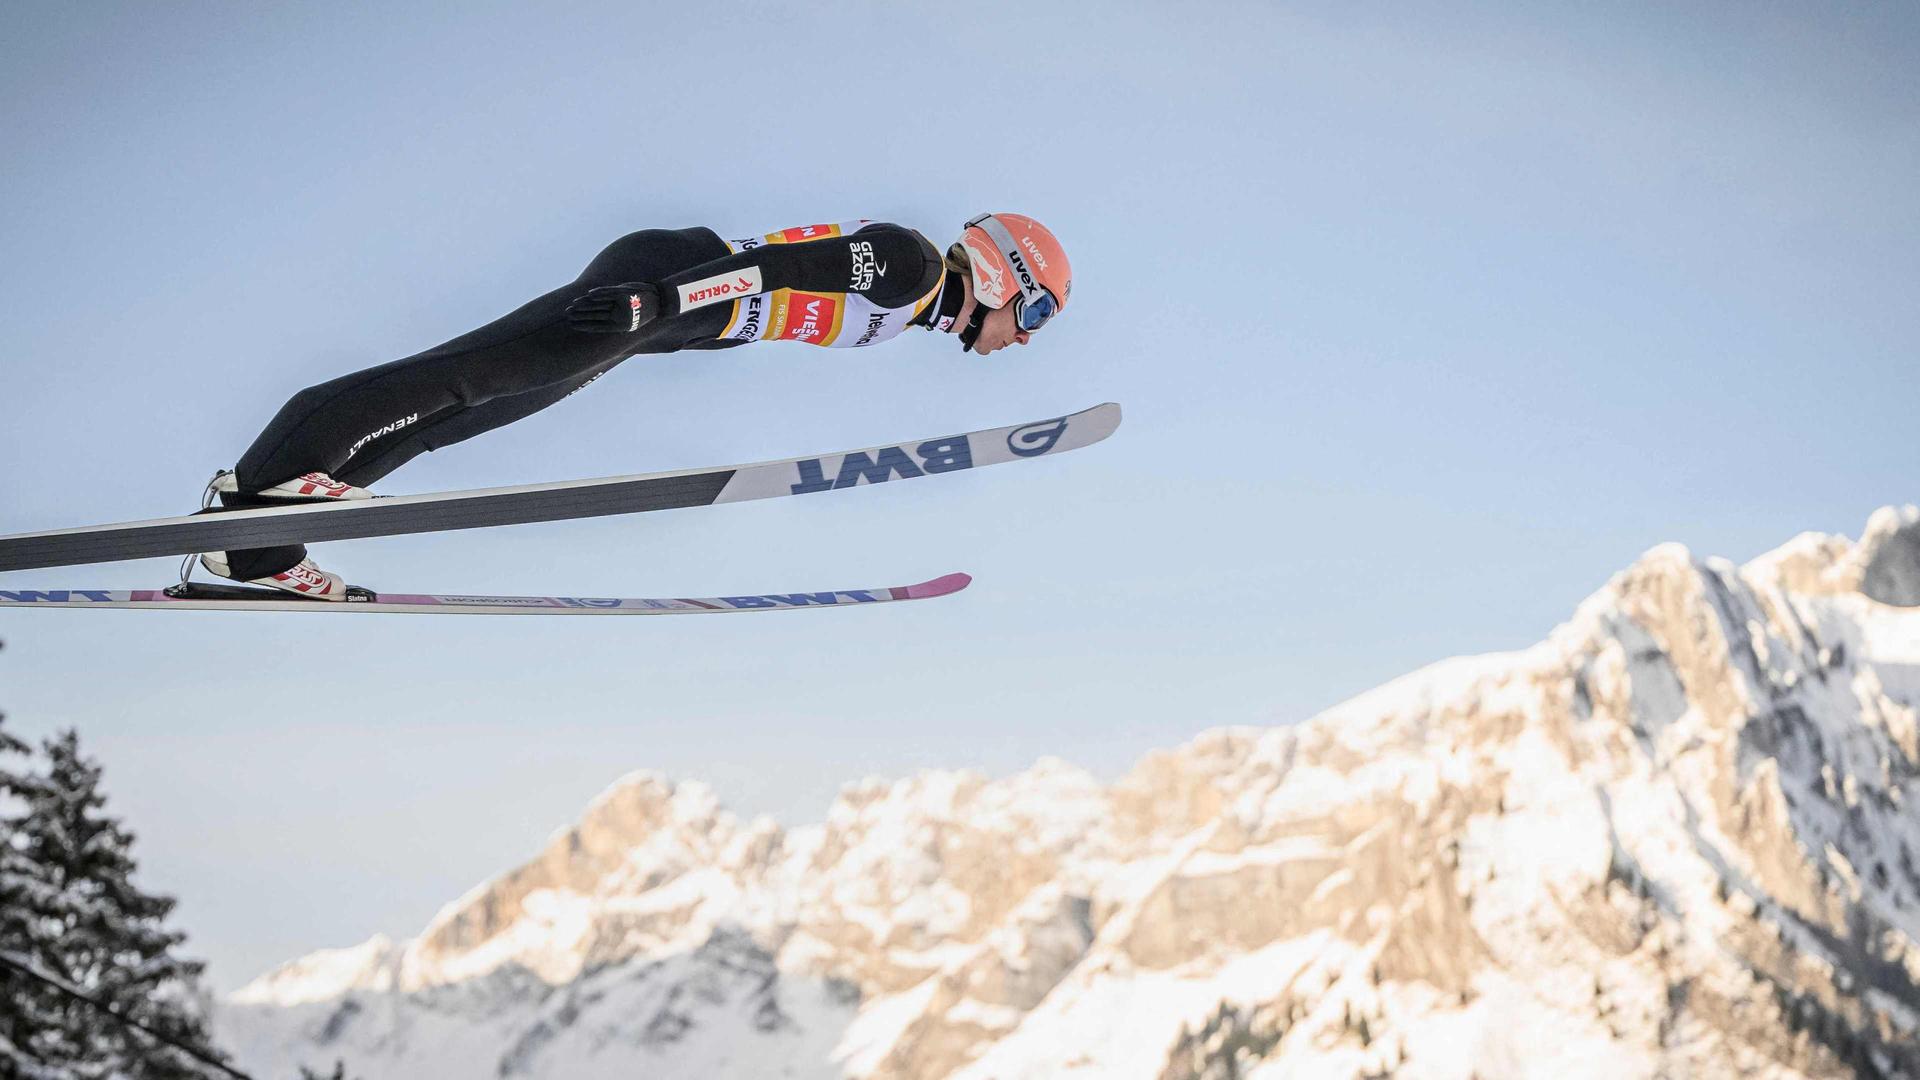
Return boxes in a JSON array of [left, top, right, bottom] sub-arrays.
[[566, 283, 662, 333]]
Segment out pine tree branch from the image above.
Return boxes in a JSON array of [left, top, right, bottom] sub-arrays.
[[0, 950, 252, 1080]]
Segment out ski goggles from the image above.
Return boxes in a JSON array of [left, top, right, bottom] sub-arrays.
[[1014, 289, 1061, 333]]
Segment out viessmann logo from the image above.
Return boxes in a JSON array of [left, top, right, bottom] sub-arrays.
[[787, 295, 836, 340]]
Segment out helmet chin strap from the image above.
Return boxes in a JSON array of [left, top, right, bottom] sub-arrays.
[[959, 301, 990, 353]]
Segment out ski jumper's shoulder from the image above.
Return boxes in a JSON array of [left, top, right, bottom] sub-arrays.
[[661, 220, 945, 349], [839, 222, 944, 308]]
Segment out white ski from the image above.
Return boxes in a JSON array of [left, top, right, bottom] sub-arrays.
[[0, 573, 972, 615], [0, 403, 1120, 572]]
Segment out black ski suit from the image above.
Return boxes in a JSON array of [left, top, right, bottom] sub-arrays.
[[224, 222, 951, 578]]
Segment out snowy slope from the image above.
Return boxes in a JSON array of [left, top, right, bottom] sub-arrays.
[[219, 506, 1920, 1080]]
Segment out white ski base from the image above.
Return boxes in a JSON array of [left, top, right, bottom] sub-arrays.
[[0, 573, 972, 615]]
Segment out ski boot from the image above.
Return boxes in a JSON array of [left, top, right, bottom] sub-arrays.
[[209, 469, 374, 503], [189, 469, 369, 601], [196, 551, 349, 600]]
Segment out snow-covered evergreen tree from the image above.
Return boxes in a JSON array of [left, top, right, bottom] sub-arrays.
[[0, 717, 228, 1079]]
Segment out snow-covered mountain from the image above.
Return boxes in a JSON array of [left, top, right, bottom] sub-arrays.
[[220, 507, 1920, 1080]]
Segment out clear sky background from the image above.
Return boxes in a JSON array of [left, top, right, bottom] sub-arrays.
[[2, 2, 1914, 991]]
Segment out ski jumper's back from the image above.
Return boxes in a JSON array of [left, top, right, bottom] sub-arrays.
[[218, 219, 950, 580], [235, 220, 948, 488], [689, 221, 946, 349]]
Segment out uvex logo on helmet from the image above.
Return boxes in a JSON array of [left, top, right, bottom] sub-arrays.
[[1005, 248, 1040, 295]]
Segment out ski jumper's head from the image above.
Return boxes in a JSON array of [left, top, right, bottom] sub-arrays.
[[946, 213, 1071, 355]]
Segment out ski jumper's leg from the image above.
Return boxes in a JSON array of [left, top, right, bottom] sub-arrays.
[[219, 229, 728, 579], [233, 229, 724, 490], [330, 358, 621, 488]]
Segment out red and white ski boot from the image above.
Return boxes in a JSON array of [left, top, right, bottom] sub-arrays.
[[197, 552, 349, 600], [209, 469, 373, 502], [189, 470, 364, 601]]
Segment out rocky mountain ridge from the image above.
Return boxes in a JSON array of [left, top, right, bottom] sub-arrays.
[[220, 506, 1920, 1079]]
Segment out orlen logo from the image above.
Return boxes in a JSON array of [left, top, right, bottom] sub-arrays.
[[1021, 235, 1050, 271], [686, 276, 753, 305], [680, 267, 763, 310], [782, 224, 835, 242]]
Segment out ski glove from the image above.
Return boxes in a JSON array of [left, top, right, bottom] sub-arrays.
[[567, 283, 662, 333]]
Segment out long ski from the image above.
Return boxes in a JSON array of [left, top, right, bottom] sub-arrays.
[[0, 573, 971, 615], [0, 403, 1120, 573]]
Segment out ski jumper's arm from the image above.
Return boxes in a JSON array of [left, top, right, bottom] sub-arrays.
[[658, 223, 942, 316]]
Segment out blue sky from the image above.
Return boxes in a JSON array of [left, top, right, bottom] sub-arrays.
[[2, 2, 1915, 990]]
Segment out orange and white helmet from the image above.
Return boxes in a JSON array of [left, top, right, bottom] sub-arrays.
[[957, 212, 1071, 333]]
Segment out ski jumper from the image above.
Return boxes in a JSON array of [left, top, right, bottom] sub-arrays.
[[223, 221, 954, 578]]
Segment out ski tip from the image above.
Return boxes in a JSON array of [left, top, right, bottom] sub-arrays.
[[904, 572, 973, 600], [1077, 402, 1122, 441]]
